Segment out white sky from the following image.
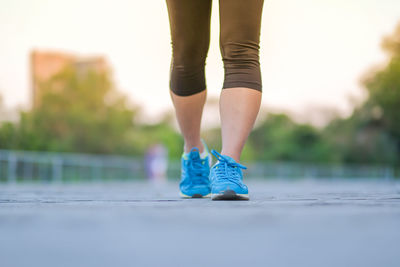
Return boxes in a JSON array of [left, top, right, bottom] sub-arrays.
[[0, 0, 399, 125]]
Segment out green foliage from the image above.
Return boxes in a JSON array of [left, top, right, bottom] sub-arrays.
[[0, 65, 181, 158], [249, 114, 336, 162], [246, 22, 400, 164], [322, 106, 398, 164], [18, 66, 138, 154], [0, 122, 17, 149], [364, 58, 400, 138], [355, 22, 400, 163]]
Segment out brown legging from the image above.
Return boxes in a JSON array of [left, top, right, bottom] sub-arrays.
[[166, 0, 264, 96]]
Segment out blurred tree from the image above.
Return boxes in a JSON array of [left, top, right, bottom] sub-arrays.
[[127, 112, 183, 159], [16, 65, 138, 154], [0, 121, 16, 149], [315, 22, 400, 165], [322, 105, 398, 164], [382, 23, 400, 57], [0, 66, 182, 158], [249, 113, 336, 162], [361, 22, 400, 162], [0, 95, 17, 148]]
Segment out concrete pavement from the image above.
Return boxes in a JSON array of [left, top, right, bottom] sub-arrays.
[[1, 179, 400, 267]]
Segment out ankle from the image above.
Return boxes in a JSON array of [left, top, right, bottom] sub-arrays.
[[184, 140, 204, 154], [220, 150, 240, 162]]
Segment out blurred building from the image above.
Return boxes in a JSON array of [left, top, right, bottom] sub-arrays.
[[31, 50, 109, 108]]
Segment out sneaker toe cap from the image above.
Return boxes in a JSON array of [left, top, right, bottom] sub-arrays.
[[211, 182, 248, 195], [180, 184, 211, 196]]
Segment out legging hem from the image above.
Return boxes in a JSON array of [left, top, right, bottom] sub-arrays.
[[222, 82, 262, 92], [169, 87, 207, 97]]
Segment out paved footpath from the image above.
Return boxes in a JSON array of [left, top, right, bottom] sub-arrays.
[[1, 179, 400, 267]]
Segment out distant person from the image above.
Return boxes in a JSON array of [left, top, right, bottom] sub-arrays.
[[145, 144, 168, 184], [166, 0, 264, 200]]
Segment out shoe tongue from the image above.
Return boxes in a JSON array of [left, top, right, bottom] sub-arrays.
[[189, 150, 201, 160]]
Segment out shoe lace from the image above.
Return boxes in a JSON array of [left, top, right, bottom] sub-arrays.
[[186, 148, 209, 185], [211, 150, 247, 185]]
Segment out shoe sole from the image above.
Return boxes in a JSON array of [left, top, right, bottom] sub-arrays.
[[211, 190, 249, 201], [180, 192, 211, 199]]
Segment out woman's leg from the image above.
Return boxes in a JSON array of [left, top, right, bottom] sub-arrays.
[[220, 88, 261, 162], [219, 0, 264, 162], [166, 0, 212, 153], [170, 91, 206, 153]]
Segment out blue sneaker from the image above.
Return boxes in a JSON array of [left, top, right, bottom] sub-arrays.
[[209, 150, 249, 200], [179, 144, 211, 198]]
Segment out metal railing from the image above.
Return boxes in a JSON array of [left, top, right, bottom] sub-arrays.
[[0, 149, 398, 183], [245, 161, 398, 180], [0, 149, 153, 183]]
